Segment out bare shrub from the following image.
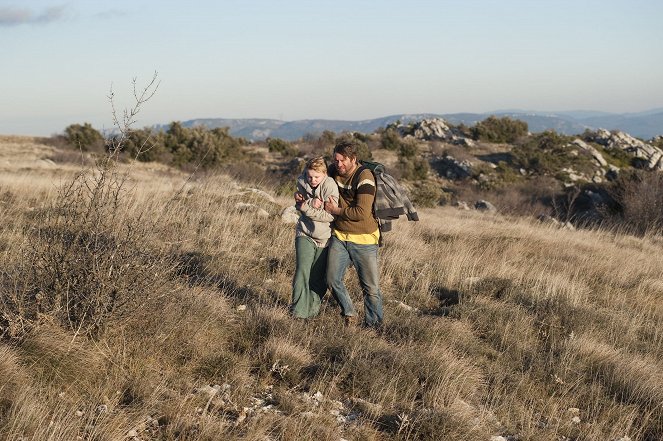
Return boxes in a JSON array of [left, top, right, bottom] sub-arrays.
[[0, 74, 173, 340], [607, 169, 663, 235]]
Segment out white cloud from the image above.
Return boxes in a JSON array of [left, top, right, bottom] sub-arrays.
[[0, 5, 67, 26]]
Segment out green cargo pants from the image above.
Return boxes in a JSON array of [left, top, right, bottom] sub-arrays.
[[291, 236, 328, 318]]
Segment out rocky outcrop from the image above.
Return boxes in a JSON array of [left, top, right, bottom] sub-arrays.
[[571, 138, 607, 167], [392, 118, 475, 146], [405, 118, 451, 140], [431, 155, 472, 179], [280, 205, 300, 224], [588, 129, 663, 170]]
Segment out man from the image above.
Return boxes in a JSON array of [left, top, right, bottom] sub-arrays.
[[324, 140, 383, 328]]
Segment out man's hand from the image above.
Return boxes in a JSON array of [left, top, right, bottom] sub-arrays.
[[324, 196, 341, 216], [294, 192, 304, 204]]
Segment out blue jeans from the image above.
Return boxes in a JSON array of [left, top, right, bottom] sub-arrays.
[[326, 236, 383, 326]]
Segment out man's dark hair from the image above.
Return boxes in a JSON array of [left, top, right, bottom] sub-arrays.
[[333, 139, 358, 160]]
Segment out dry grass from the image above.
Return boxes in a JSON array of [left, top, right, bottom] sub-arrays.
[[0, 137, 661, 440]]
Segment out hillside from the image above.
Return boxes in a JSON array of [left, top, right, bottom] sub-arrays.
[[171, 110, 663, 141], [0, 135, 661, 440]]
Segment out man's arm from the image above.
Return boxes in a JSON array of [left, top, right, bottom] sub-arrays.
[[325, 170, 374, 221]]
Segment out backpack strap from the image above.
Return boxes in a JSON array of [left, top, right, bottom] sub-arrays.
[[351, 163, 384, 247], [350, 164, 368, 193]]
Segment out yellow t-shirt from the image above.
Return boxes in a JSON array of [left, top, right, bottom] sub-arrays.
[[334, 228, 380, 245]]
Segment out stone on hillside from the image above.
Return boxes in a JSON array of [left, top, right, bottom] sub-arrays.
[[409, 118, 451, 140], [583, 189, 605, 206], [433, 155, 472, 179], [592, 173, 604, 184], [281, 205, 300, 224], [392, 117, 476, 145], [451, 135, 476, 147], [589, 129, 663, 170], [572, 138, 607, 167], [605, 165, 620, 181], [235, 202, 269, 218], [455, 201, 470, 210], [474, 200, 497, 212], [198, 385, 221, 397], [390, 299, 419, 312], [562, 167, 585, 182], [647, 150, 663, 169], [246, 188, 276, 203]]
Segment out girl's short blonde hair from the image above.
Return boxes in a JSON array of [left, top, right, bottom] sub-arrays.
[[305, 156, 328, 174]]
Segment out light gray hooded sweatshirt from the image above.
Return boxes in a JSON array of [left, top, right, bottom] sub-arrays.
[[296, 173, 339, 247]]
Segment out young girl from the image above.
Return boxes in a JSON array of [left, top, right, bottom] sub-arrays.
[[291, 156, 339, 319]]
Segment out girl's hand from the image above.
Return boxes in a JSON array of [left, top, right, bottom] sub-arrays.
[[311, 198, 323, 209]]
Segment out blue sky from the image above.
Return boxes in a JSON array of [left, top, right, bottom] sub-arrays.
[[1, 0, 662, 135]]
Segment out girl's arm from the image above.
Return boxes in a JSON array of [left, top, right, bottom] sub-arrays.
[[295, 176, 310, 210], [299, 178, 336, 222]]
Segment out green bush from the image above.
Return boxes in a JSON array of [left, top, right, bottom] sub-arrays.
[[470, 116, 528, 143], [595, 145, 635, 169], [511, 131, 594, 177], [399, 156, 429, 181], [267, 137, 297, 157], [381, 128, 402, 151], [409, 181, 445, 208], [393, 139, 427, 180], [64, 123, 104, 151], [110, 128, 166, 162], [398, 139, 418, 159], [164, 122, 246, 168]]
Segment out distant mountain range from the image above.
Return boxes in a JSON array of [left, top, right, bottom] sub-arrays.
[[163, 109, 663, 141]]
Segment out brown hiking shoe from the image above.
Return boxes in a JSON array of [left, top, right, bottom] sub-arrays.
[[344, 315, 357, 328]]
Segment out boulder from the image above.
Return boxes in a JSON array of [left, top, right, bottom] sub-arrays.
[[605, 165, 620, 181], [246, 188, 275, 203], [589, 129, 663, 170], [474, 200, 497, 212], [235, 202, 269, 218], [281, 205, 300, 224], [571, 138, 607, 167], [432, 155, 472, 179], [410, 118, 451, 140]]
